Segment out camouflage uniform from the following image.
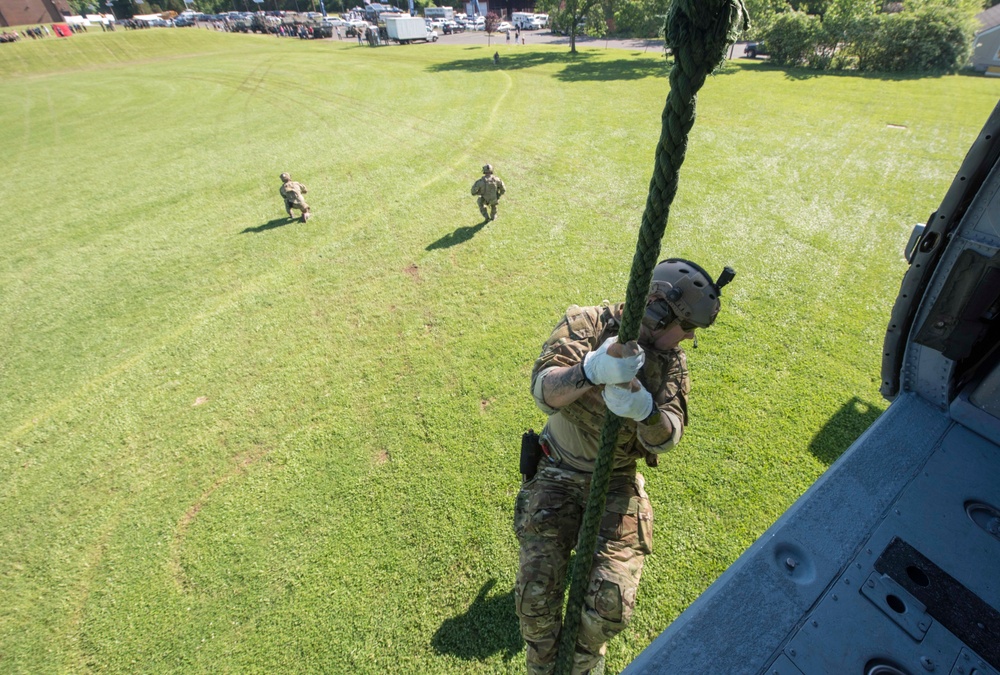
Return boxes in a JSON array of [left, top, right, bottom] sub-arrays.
[[516, 303, 690, 674], [471, 171, 506, 221], [279, 175, 311, 221]]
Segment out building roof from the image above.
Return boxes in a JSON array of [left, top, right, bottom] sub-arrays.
[[0, 0, 72, 26], [977, 3, 1000, 33]]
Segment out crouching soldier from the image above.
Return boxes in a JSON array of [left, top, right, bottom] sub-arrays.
[[279, 172, 311, 222]]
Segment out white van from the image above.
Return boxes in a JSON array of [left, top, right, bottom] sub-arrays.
[[511, 12, 536, 30]]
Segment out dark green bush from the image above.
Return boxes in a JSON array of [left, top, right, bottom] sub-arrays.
[[762, 10, 821, 66], [851, 6, 974, 72]]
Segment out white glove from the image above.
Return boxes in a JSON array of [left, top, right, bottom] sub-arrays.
[[583, 336, 645, 386], [603, 380, 654, 421]]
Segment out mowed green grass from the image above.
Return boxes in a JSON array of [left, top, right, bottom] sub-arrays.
[[1, 28, 998, 673]]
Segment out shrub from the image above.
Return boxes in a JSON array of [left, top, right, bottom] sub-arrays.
[[850, 6, 975, 72], [762, 10, 821, 67], [613, 0, 663, 38]]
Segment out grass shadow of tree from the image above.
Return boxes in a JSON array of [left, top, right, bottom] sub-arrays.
[[430, 579, 522, 662], [426, 219, 490, 250], [428, 52, 752, 82], [427, 50, 668, 82], [807, 396, 884, 466], [734, 60, 954, 82], [240, 217, 296, 234], [557, 57, 668, 82], [428, 50, 585, 73]]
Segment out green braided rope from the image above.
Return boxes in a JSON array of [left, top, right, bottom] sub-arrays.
[[553, 2, 748, 673]]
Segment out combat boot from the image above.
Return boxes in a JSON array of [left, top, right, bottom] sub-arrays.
[[480, 208, 490, 221], [490, 207, 498, 221], [303, 210, 311, 222]]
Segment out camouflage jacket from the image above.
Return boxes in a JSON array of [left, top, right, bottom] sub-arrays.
[[530, 303, 690, 473], [471, 175, 505, 203], [280, 181, 307, 200]]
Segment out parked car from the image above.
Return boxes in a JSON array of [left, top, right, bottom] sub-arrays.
[[744, 41, 768, 58], [496, 21, 512, 33]]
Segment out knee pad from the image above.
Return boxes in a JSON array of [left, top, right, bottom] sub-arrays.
[[592, 579, 624, 623]]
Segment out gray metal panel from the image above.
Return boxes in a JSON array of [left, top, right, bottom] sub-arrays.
[[783, 594, 984, 675], [967, 160, 1000, 245], [881, 102, 1000, 399], [900, 137, 1000, 407], [623, 394, 951, 675], [880, 425, 1000, 610], [769, 423, 1000, 674], [963, 364, 1000, 428]]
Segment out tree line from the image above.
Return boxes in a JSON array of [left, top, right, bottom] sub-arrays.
[[535, 0, 987, 70]]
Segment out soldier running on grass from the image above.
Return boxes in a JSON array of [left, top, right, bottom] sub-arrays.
[[471, 164, 505, 221], [279, 172, 311, 222]]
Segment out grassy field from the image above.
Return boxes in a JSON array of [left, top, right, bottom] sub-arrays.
[[0, 27, 997, 673]]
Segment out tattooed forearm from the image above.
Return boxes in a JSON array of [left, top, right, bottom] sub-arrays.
[[541, 363, 594, 409]]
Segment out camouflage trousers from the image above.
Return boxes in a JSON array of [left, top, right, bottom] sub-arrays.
[[514, 465, 653, 675], [477, 196, 498, 220], [284, 196, 309, 216]]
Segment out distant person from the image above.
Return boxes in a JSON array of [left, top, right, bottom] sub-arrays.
[[506, 30, 510, 44], [336, 26, 341, 39], [522, 36, 525, 45], [471, 164, 505, 221], [493, 51, 500, 66], [279, 173, 311, 222]]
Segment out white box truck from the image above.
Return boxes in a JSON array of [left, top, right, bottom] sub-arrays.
[[385, 15, 437, 42]]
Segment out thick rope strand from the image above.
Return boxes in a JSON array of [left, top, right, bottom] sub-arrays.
[[553, 2, 748, 673]]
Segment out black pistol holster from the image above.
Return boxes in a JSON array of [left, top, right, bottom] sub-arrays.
[[520, 429, 544, 481]]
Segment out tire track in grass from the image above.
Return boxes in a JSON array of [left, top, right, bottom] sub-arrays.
[[45, 83, 60, 145], [168, 445, 270, 591], [178, 69, 452, 145], [66, 499, 131, 672], [418, 68, 513, 191], [234, 58, 273, 108]]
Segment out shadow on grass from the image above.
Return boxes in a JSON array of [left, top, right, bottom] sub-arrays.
[[558, 57, 667, 81], [240, 217, 296, 234], [431, 579, 521, 662], [807, 396, 883, 466], [426, 218, 490, 250], [427, 51, 668, 81], [735, 59, 958, 82]]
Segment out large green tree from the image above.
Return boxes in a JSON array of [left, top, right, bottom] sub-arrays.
[[537, 0, 604, 52]]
